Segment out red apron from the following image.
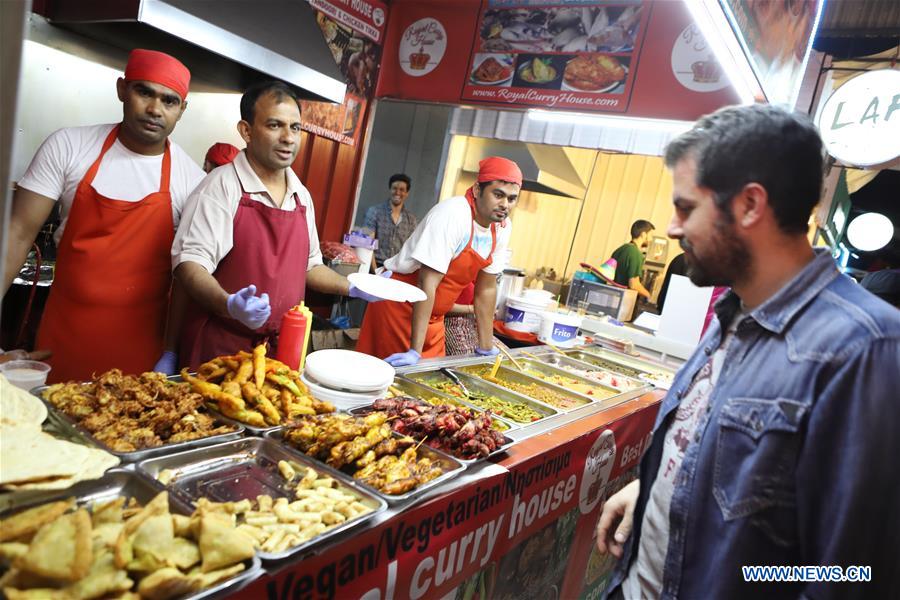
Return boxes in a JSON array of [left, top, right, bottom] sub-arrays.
[[357, 192, 496, 359], [36, 125, 174, 383], [179, 172, 310, 368]]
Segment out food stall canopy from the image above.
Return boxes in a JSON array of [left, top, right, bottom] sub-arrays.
[[46, 0, 346, 103]]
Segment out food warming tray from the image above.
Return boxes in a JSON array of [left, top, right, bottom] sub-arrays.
[[387, 376, 519, 431], [0, 469, 262, 599], [505, 358, 623, 400], [265, 428, 465, 506], [457, 363, 597, 412], [527, 353, 649, 392], [136, 438, 386, 562], [33, 387, 246, 463], [404, 369, 558, 424], [565, 348, 676, 387]]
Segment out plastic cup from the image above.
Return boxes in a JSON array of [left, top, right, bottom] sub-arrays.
[[0, 359, 52, 390]]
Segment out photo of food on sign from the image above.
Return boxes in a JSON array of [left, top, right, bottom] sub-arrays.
[[315, 12, 380, 97], [563, 55, 629, 94], [479, 5, 643, 54], [470, 53, 515, 86], [492, 507, 580, 600], [511, 54, 566, 89]]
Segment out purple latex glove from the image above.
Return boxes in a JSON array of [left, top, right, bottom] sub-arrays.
[[385, 348, 420, 367], [153, 350, 178, 375], [227, 285, 271, 330], [475, 346, 500, 357], [349, 270, 393, 303]]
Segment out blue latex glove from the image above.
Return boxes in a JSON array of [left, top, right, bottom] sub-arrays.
[[475, 346, 500, 357], [153, 351, 178, 375], [385, 348, 420, 367], [349, 270, 393, 303], [227, 285, 271, 330]]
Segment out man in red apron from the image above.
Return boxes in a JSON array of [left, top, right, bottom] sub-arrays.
[[357, 157, 522, 367], [172, 81, 384, 367], [3, 50, 203, 383]]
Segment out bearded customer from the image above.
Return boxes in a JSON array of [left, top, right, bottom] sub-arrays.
[[363, 173, 417, 269], [356, 157, 520, 366], [172, 81, 385, 367], [3, 49, 204, 382], [595, 105, 900, 599]]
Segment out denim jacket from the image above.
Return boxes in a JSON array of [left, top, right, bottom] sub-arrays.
[[607, 250, 900, 599]]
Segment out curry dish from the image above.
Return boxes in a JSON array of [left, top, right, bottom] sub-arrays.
[[563, 55, 625, 91]]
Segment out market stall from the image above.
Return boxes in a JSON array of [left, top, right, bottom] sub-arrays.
[[1, 344, 666, 599]]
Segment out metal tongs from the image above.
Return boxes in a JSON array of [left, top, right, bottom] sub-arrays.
[[440, 368, 473, 398]]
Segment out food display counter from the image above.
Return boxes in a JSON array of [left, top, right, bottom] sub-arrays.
[[1, 344, 664, 599]]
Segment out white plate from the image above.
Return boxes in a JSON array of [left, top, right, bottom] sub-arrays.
[[348, 273, 427, 303], [304, 349, 395, 393], [300, 373, 386, 410]]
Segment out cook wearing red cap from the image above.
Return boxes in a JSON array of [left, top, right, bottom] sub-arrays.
[[4, 48, 205, 382], [357, 156, 523, 366], [203, 142, 241, 173]]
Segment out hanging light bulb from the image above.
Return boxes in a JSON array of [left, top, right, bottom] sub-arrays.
[[846, 213, 894, 252]]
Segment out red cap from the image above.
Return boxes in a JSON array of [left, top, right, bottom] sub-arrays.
[[124, 49, 191, 100], [477, 156, 523, 187], [205, 143, 240, 167]]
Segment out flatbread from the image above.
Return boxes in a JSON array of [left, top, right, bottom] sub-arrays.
[[0, 428, 119, 490], [0, 375, 47, 429]]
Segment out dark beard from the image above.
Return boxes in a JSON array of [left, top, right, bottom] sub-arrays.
[[680, 216, 750, 287]]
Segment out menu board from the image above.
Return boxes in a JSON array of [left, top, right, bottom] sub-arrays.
[[301, 0, 387, 145], [720, 0, 823, 106], [461, 1, 650, 112]]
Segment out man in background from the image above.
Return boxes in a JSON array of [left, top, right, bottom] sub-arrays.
[[203, 142, 240, 173], [364, 173, 417, 268], [611, 219, 654, 299]]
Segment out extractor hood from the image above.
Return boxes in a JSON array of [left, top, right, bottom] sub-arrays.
[[462, 139, 587, 199], [45, 0, 346, 103]]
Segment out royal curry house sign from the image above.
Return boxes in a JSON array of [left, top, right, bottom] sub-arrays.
[[817, 69, 900, 168]]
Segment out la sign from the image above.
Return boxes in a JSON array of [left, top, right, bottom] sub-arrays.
[[818, 69, 900, 167]]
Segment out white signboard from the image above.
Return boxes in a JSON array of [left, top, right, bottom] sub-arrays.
[[817, 69, 900, 167]]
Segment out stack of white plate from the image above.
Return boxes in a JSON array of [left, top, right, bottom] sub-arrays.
[[302, 349, 395, 409]]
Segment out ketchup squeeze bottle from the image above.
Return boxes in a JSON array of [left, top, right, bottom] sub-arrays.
[[276, 302, 313, 371]]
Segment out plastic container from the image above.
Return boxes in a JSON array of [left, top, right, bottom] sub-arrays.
[[504, 294, 553, 333], [354, 246, 374, 274], [276, 303, 313, 371], [521, 288, 554, 303], [538, 311, 583, 348], [0, 360, 51, 390]]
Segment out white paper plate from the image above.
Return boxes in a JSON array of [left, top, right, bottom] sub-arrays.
[[348, 273, 427, 303], [303, 349, 395, 393], [300, 373, 386, 410]]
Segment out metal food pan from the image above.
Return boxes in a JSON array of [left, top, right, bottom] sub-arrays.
[[527, 353, 649, 392], [168, 374, 284, 437], [407, 369, 558, 424], [457, 364, 598, 412], [266, 428, 465, 506], [136, 438, 386, 562], [33, 388, 245, 463], [347, 404, 514, 466], [509, 358, 622, 400], [566, 349, 676, 386], [0, 469, 261, 599], [388, 377, 519, 432]]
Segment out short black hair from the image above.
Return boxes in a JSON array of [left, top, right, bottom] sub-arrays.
[[631, 219, 655, 239], [665, 104, 824, 235], [389, 173, 411, 191], [240, 80, 300, 124]]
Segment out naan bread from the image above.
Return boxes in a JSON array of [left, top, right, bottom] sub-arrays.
[[0, 429, 118, 490], [0, 375, 46, 429]]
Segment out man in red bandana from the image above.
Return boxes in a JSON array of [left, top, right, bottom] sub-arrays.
[[3, 49, 205, 382], [203, 142, 240, 173], [357, 156, 522, 366]]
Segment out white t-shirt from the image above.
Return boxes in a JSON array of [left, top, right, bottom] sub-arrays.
[[384, 196, 511, 276], [172, 150, 324, 274], [17, 123, 205, 244], [623, 312, 745, 599]]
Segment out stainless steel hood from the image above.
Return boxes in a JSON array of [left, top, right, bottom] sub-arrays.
[[462, 139, 587, 199], [45, 0, 346, 103]]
